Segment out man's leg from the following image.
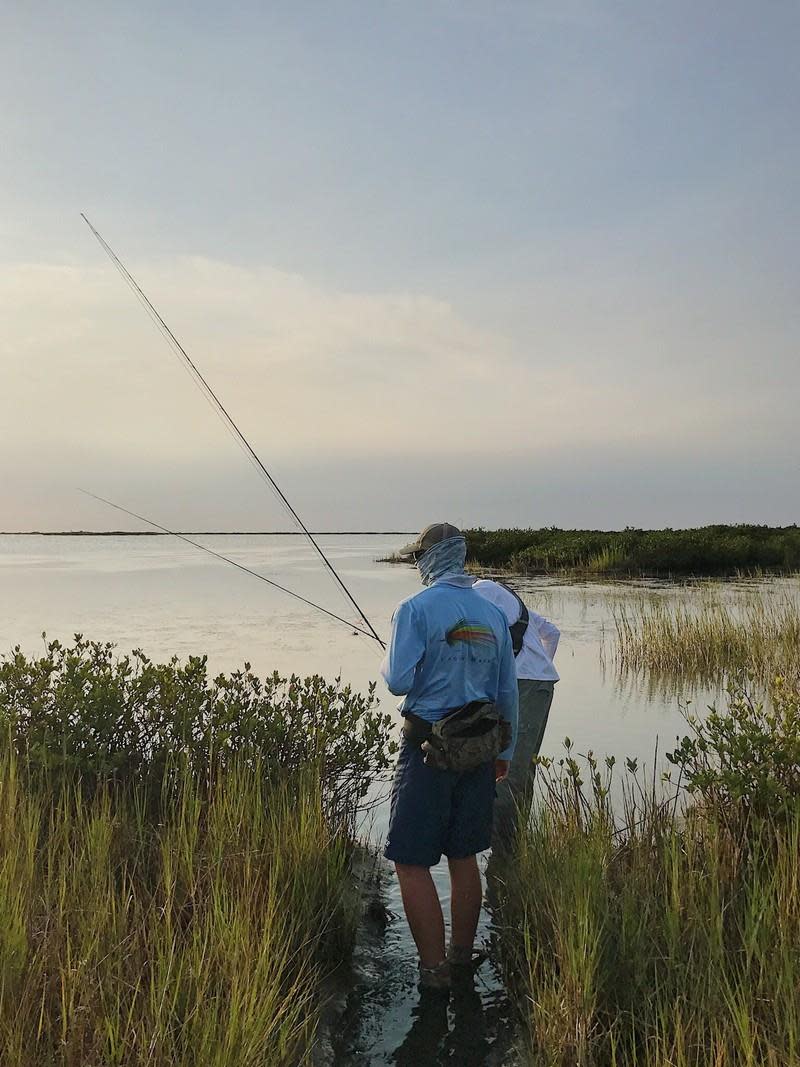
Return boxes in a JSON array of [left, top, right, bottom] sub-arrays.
[[444, 761, 495, 965], [395, 863, 446, 968], [448, 854, 482, 953], [493, 680, 555, 847], [385, 739, 455, 985]]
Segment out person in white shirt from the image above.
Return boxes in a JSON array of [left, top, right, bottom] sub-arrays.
[[472, 578, 560, 845]]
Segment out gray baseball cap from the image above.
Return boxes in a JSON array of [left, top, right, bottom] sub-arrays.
[[397, 522, 463, 560]]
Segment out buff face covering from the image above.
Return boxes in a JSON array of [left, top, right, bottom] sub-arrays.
[[417, 536, 467, 586]]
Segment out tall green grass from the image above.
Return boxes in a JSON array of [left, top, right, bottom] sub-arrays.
[[612, 588, 800, 686], [497, 685, 800, 1067], [0, 747, 358, 1065], [0, 638, 394, 1066]]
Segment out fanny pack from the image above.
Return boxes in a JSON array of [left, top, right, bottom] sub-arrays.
[[403, 702, 511, 772]]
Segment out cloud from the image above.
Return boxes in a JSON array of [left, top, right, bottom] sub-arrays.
[[0, 255, 519, 474], [2, 242, 798, 531]]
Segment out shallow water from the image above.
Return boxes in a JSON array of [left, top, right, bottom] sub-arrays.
[[1, 534, 779, 1063]]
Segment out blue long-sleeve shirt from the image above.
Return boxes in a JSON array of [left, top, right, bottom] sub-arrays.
[[381, 577, 519, 760]]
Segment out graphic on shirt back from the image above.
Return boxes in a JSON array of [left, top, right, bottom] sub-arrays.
[[445, 619, 497, 649]]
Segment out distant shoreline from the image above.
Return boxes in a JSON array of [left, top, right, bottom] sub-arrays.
[[462, 525, 800, 577], [0, 530, 416, 537]]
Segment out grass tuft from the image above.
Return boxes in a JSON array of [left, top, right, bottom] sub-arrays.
[[612, 587, 800, 686], [0, 744, 363, 1066]]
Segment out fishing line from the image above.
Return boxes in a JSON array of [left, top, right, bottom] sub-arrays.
[[81, 213, 385, 650], [78, 489, 380, 642]]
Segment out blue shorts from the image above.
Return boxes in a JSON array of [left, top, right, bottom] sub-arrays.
[[384, 738, 495, 867]]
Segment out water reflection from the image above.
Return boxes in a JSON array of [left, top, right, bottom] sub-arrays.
[[390, 976, 510, 1067], [606, 658, 722, 704], [342, 962, 515, 1067]]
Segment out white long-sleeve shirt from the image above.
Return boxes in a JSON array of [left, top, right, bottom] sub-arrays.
[[472, 579, 560, 682]]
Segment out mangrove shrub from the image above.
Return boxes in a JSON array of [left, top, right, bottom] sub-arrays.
[[464, 523, 800, 576], [0, 635, 395, 803], [667, 680, 800, 820]]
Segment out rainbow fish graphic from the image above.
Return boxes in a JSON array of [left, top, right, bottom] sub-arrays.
[[445, 619, 497, 648]]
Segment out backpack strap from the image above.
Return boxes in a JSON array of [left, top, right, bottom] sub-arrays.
[[497, 581, 529, 657]]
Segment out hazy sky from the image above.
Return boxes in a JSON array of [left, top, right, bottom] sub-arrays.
[[2, 1, 798, 531]]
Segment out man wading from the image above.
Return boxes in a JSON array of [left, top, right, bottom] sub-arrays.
[[473, 578, 559, 846], [381, 523, 518, 991]]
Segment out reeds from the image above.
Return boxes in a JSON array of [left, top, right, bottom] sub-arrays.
[[612, 587, 800, 686], [0, 743, 357, 1066], [496, 722, 800, 1066]]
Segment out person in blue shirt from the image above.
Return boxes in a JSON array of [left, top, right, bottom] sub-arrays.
[[381, 522, 518, 990]]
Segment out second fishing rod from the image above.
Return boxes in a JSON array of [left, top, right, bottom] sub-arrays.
[[81, 214, 385, 650]]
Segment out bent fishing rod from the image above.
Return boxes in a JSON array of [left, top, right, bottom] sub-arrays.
[[79, 490, 380, 642], [81, 213, 385, 650]]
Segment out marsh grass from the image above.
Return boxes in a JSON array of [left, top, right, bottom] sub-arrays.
[[612, 587, 800, 687], [501, 742, 800, 1058], [497, 690, 800, 1066], [0, 638, 395, 1066], [0, 743, 362, 1066]]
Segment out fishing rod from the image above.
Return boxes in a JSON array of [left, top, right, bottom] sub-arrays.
[[79, 490, 380, 642], [81, 213, 385, 650]]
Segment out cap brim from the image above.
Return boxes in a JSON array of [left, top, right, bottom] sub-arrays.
[[397, 539, 423, 559]]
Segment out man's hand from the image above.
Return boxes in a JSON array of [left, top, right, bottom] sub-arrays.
[[495, 759, 509, 782]]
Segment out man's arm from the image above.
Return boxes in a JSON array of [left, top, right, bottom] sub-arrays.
[[495, 626, 519, 761], [380, 599, 426, 696]]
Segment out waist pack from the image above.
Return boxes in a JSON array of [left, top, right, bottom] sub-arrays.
[[403, 702, 511, 772]]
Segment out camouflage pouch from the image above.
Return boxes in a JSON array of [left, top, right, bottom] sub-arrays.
[[421, 702, 504, 772]]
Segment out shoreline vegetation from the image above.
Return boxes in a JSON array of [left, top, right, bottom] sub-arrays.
[[0, 638, 395, 1067], [501, 678, 800, 1062], [385, 525, 800, 578], [498, 680, 800, 1065], [466, 525, 800, 576]]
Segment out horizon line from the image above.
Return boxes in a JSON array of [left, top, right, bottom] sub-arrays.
[[0, 530, 417, 537]]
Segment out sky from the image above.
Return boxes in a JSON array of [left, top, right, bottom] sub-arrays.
[[2, 1, 798, 531]]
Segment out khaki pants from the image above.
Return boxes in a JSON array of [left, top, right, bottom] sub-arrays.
[[493, 679, 555, 847]]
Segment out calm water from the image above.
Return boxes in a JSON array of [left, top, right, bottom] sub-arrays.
[[0, 534, 730, 1064]]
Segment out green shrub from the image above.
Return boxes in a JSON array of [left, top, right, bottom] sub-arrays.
[[667, 680, 800, 820], [462, 524, 800, 576], [0, 635, 395, 807]]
